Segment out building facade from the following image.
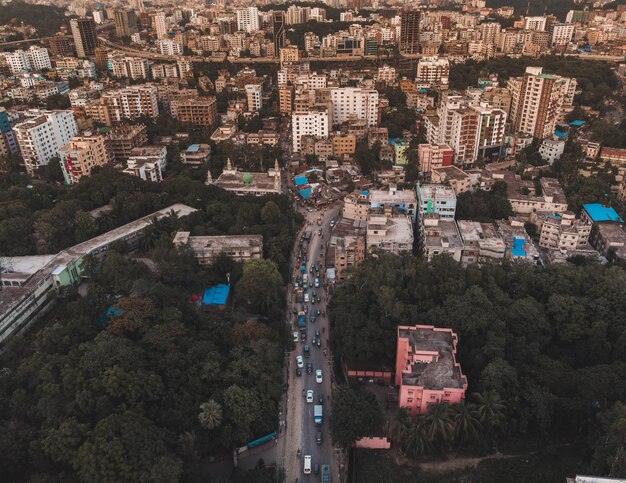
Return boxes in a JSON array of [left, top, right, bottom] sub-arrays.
[[58, 133, 110, 185]]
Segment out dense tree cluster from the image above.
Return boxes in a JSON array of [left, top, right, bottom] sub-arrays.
[[330, 386, 384, 447], [330, 254, 626, 475], [455, 180, 513, 222], [0, 0, 66, 38]]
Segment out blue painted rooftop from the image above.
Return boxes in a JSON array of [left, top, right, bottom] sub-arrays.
[[511, 237, 526, 258], [299, 187, 312, 199], [583, 203, 624, 223], [554, 130, 568, 139], [569, 120, 586, 127], [294, 176, 308, 186], [187, 144, 200, 152], [203, 284, 230, 306]]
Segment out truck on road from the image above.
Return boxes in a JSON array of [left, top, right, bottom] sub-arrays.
[[314, 404, 323, 426], [295, 288, 304, 303], [321, 464, 330, 482]]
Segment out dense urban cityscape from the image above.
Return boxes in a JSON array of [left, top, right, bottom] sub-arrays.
[[1, 0, 626, 482]]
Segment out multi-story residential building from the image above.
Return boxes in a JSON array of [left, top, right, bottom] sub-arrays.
[[114, 9, 138, 38], [170, 96, 217, 126], [537, 211, 591, 251], [123, 145, 167, 182], [280, 46, 300, 67], [279, 85, 294, 114], [416, 183, 457, 220], [418, 143, 454, 176], [13, 110, 78, 175], [495, 173, 568, 215], [549, 23, 575, 47], [330, 87, 379, 128], [173, 232, 263, 265], [245, 84, 262, 112], [368, 127, 389, 148], [292, 108, 330, 152], [369, 184, 417, 222], [524, 16, 547, 31], [480, 22, 501, 45], [1, 46, 51, 74], [332, 133, 356, 157], [508, 67, 576, 139], [396, 325, 468, 416], [48, 34, 75, 57], [70, 17, 98, 58], [377, 65, 397, 84], [430, 166, 473, 195], [0, 107, 18, 157], [110, 55, 150, 80], [154, 11, 168, 40], [457, 220, 506, 264], [57, 133, 110, 185], [157, 39, 182, 56], [366, 210, 414, 255], [449, 107, 479, 166], [87, 86, 159, 125], [237, 7, 260, 33], [400, 10, 420, 54], [421, 215, 464, 262], [539, 139, 566, 164], [105, 123, 148, 161], [181, 144, 211, 167], [416, 56, 449, 87], [343, 191, 370, 222], [473, 103, 507, 162], [480, 87, 512, 115]]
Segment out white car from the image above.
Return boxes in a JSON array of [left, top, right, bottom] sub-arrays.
[[304, 293, 310, 303], [306, 389, 314, 403], [304, 455, 312, 474], [315, 369, 323, 384], [293, 331, 299, 343], [296, 355, 304, 368], [314, 278, 320, 288]]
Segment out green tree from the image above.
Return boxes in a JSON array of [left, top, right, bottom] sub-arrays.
[[453, 403, 482, 444], [236, 259, 285, 316], [399, 416, 432, 457], [473, 391, 506, 434], [198, 400, 223, 430], [424, 402, 455, 446], [330, 386, 384, 448]]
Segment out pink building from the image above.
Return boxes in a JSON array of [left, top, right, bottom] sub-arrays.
[[395, 325, 468, 415]]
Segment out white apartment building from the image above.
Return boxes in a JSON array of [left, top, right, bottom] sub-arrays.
[[539, 139, 566, 164], [236, 7, 260, 33], [377, 65, 397, 84], [13, 110, 78, 175], [99, 85, 159, 123], [330, 87, 379, 127], [110, 55, 151, 80], [154, 11, 168, 40], [524, 16, 547, 31], [292, 109, 329, 152], [157, 39, 182, 56], [123, 146, 167, 182], [1, 46, 51, 74], [550, 23, 575, 46], [245, 84, 262, 112], [417, 183, 457, 220], [480, 22, 501, 44], [416, 56, 449, 87]]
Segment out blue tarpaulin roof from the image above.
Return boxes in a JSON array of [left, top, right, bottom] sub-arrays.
[[203, 284, 230, 306], [511, 237, 526, 258], [186, 144, 200, 152], [569, 120, 586, 127], [299, 188, 312, 199], [554, 130, 568, 139], [294, 176, 308, 186], [583, 203, 624, 223]]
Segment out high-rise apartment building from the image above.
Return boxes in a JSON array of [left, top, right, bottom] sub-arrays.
[[110, 55, 150, 80], [170, 97, 218, 126], [416, 56, 449, 87], [418, 143, 454, 176], [273, 11, 286, 56], [524, 16, 547, 31], [279, 85, 294, 114], [114, 9, 138, 38], [329, 87, 379, 127], [292, 108, 330, 152], [236, 7, 260, 33], [58, 133, 110, 185], [86, 86, 159, 126], [70, 17, 98, 58], [154, 11, 168, 40], [48, 34, 76, 57], [157, 39, 182, 56], [479, 22, 501, 45], [1, 46, 51, 74], [549, 23, 575, 46], [0, 107, 18, 157], [508, 66, 576, 139], [400, 10, 420, 54], [245, 84, 263, 112], [13, 110, 78, 175]]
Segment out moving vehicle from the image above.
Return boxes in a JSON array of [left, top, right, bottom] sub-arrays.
[[306, 362, 313, 374], [318, 393, 324, 405], [297, 311, 306, 328], [296, 367, 302, 377], [304, 293, 310, 303], [304, 344, 310, 357], [316, 369, 323, 383], [296, 355, 304, 368], [304, 455, 312, 474], [314, 404, 323, 426], [315, 278, 320, 288], [321, 464, 330, 482], [293, 331, 299, 343], [316, 431, 322, 445], [306, 390, 314, 403]]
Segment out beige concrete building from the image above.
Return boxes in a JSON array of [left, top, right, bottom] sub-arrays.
[[173, 232, 263, 265], [343, 191, 370, 221], [538, 211, 591, 251], [171, 96, 218, 126], [332, 133, 356, 157], [58, 133, 110, 185], [367, 211, 414, 255], [106, 123, 148, 162], [430, 166, 473, 194]]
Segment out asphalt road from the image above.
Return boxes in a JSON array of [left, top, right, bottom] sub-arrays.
[[284, 204, 341, 483]]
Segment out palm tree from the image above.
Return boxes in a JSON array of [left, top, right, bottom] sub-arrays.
[[392, 407, 412, 450], [401, 416, 433, 457], [454, 403, 482, 444], [473, 391, 505, 433], [198, 399, 223, 430], [424, 401, 455, 445]]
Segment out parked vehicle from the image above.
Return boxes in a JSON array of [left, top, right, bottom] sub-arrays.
[[293, 331, 299, 343], [306, 362, 313, 374]]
